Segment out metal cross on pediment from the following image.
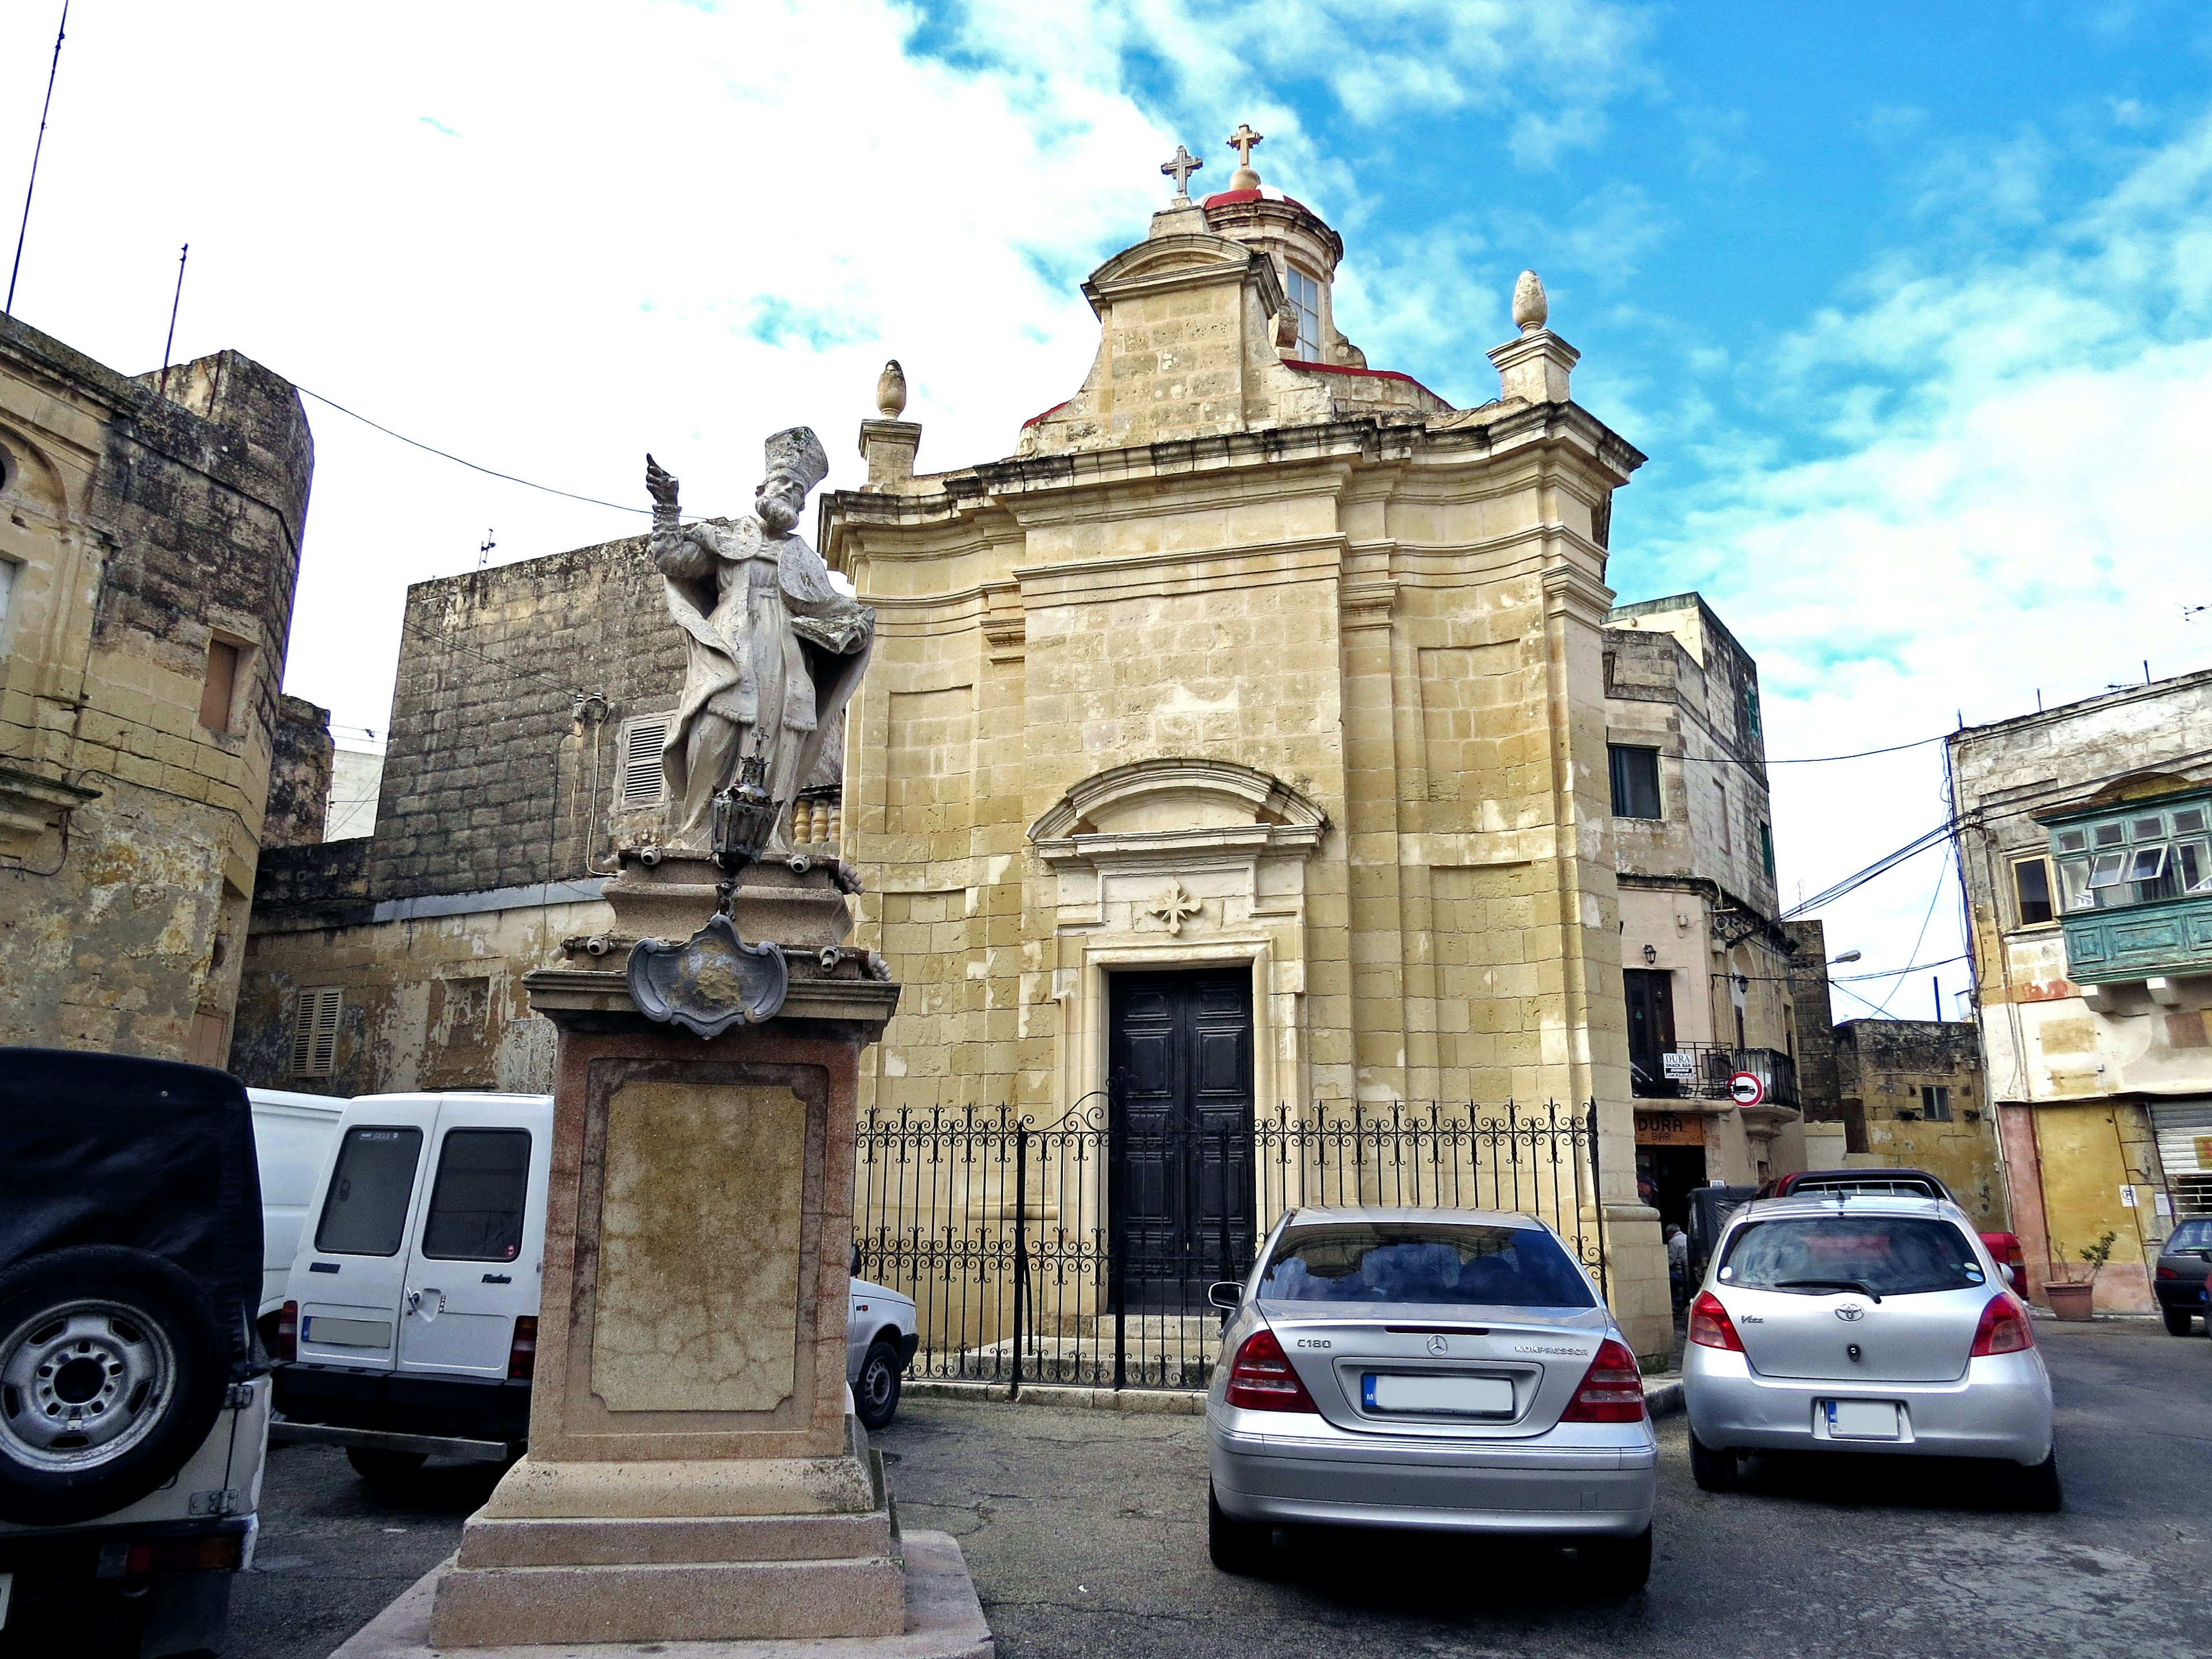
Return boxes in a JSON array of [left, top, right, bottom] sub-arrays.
[[1226, 123, 1264, 169], [1145, 880, 1204, 937], [1160, 144, 1203, 200]]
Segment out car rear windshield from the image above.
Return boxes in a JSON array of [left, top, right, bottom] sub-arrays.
[[1721, 1215, 1987, 1297], [420, 1128, 531, 1261], [1259, 1223, 1596, 1308], [2165, 1219, 2212, 1253], [315, 1126, 423, 1256]]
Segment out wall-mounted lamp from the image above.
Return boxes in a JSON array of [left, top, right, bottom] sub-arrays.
[[1642, 944, 1659, 965]]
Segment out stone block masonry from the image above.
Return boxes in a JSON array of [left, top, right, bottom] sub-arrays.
[[0, 315, 312, 1064]]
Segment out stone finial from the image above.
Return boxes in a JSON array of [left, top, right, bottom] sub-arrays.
[[1512, 270, 1548, 334], [876, 359, 907, 419], [1226, 123, 1264, 191], [1161, 143, 1203, 201]]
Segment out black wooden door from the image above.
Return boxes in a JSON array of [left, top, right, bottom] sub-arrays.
[[1622, 967, 1676, 1094], [1108, 968, 1256, 1307]]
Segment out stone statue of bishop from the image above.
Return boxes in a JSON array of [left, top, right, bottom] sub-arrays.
[[645, 429, 873, 850]]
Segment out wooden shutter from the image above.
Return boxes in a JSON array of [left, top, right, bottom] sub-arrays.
[[290, 987, 342, 1076], [619, 716, 672, 808]]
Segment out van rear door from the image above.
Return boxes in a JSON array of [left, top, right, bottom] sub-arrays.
[[396, 1100, 550, 1378], [295, 1101, 440, 1370]]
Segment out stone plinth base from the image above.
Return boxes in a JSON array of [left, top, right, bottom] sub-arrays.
[[334, 1531, 989, 1659]]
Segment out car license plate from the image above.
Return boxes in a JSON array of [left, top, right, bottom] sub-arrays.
[[1363, 1373, 1514, 1416], [1826, 1399, 1901, 1440]]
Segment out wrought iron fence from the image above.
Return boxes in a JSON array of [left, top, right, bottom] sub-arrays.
[[852, 1096, 1605, 1395]]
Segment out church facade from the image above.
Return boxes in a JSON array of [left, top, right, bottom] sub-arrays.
[[823, 169, 1670, 1349]]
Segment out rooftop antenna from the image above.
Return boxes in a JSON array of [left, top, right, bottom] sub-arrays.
[[7, 0, 70, 315], [156, 243, 188, 398], [478, 528, 497, 569]]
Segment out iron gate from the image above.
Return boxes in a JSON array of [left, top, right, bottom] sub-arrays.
[[851, 1096, 1606, 1393]]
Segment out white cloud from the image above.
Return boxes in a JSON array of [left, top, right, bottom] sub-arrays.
[[1647, 111, 2212, 1014]]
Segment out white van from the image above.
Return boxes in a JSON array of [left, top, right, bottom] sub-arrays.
[[246, 1088, 346, 1330], [271, 1092, 918, 1487]]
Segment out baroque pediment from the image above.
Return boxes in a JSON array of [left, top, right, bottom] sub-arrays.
[[1028, 757, 1326, 870]]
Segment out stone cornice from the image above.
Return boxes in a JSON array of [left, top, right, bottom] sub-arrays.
[[1028, 757, 1329, 872]]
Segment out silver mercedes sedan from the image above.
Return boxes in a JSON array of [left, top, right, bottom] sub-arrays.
[[1205, 1206, 1656, 1592], [1682, 1191, 2058, 1508]]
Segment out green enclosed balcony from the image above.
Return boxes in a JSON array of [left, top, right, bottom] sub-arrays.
[[2042, 790, 2212, 986]]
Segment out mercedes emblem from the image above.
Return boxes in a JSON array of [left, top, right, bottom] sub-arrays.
[[1425, 1334, 1449, 1355], [1835, 1303, 1866, 1323]]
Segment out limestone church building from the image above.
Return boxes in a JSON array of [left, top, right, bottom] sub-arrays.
[[234, 146, 1833, 1358]]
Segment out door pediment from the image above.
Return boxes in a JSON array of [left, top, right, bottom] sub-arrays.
[[1028, 758, 1327, 870]]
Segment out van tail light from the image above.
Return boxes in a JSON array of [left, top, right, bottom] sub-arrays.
[[1688, 1290, 1744, 1352], [1559, 1338, 1646, 1423], [1224, 1328, 1318, 1412], [1970, 1294, 2035, 1357], [276, 1301, 298, 1363], [507, 1315, 539, 1380]]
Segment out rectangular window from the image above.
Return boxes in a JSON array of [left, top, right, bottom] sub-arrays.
[[1285, 265, 1323, 357], [1759, 821, 1775, 879], [1608, 744, 1662, 819], [315, 1126, 424, 1256], [2056, 857, 2094, 914], [2174, 807, 2208, 835], [616, 714, 672, 808], [1715, 781, 1731, 852], [1743, 680, 1763, 740], [0, 558, 16, 649], [1919, 1085, 1952, 1123], [2054, 828, 2089, 855], [419, 1128, 531, 1261], [2013, 857, 2055, 926], [199, 638, 241, 732], [290, 986, 343, 1075], [2179, 840, 2210, 893], [2087, 850, 2128, 890]]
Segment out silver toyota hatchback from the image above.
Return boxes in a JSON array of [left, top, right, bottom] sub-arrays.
[[1682, 1192, 2059, 1508], [1205, 1206, 1656, 1592]]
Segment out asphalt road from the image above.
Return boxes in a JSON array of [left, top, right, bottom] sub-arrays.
[[234, 1319, 2207, 1658]]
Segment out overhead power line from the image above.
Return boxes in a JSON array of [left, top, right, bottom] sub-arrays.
[[1780, 820, 1955, 921], [295, 385, 649, 516]]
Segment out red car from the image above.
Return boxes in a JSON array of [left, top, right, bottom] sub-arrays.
[[1762, 1168, 2026, 1294]]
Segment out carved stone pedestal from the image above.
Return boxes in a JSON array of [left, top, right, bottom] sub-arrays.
[[336, 891, 983, 1657]]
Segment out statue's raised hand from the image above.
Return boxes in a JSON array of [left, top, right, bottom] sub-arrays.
[[645, 453, 681, 511]]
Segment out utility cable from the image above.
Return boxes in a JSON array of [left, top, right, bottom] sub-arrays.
[[295, 385, 650, 516], [1874, 847, 1953, 1014]]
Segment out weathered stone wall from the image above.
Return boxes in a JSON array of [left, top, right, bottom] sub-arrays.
[[1835, 1018, 2006, 1228], [1781, 918, 1842, 1120], [266, 694, 334, 847], [369, 535, 685, 900], [0, 316, 311, 1062]]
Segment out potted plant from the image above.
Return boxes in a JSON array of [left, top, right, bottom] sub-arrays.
[[2044, 1230, 2116, 1320]]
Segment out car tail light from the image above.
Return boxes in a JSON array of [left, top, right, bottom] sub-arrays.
[[507, 1315, 539, 1380], [1970, 1294, 2035, 1357], [1688, 1290, 1744, 1352], [1224, 1328, 1317, 1412], [1560, 1337, 1646, 1422], [2156, 1265, 2178, 1281], [276, 1300, 298, 1363]]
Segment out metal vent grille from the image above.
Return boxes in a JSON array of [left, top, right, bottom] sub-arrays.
[[619, 716, 672, 808], [290, 987, 343, 1077]]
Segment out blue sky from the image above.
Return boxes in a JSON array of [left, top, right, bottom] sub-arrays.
[[4, 0, 2210, 1014]]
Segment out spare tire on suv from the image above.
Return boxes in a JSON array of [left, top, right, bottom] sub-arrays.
[[0, 1050, 264, 1525]]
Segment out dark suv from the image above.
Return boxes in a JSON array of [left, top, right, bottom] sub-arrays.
[[0, 1050, 270, 1656]]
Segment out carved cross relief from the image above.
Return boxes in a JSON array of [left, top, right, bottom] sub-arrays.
[[1145, 880, 1205, 937]]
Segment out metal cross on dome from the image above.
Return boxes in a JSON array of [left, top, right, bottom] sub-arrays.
[[1226, 123, 1264, 168], [1160, 143, 1203, 200]]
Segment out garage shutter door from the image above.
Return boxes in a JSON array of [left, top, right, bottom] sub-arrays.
[[2150, 1100, 2212, 1218]]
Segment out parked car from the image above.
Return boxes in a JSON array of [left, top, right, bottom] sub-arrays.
[[1204, 1206, 1656, 1593], [272, 1092, 919, 1487], [1762, 1168, 2025, 1294], [1683, 1191, 2058, 1509], [2152, 1218, 2212, 1336], [0, 1049, 272, 1657], [246, 1088, 346, 1336]]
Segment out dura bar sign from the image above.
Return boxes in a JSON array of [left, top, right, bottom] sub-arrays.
[[1635, 1111, 1704, 1147]]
